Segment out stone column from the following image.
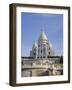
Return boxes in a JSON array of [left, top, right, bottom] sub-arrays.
[[45, 45, 47, 58]]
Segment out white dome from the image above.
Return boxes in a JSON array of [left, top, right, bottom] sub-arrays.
[[49, 41, 53, 49], [33, 42, 38, 48], [38, 32, 48, 41]]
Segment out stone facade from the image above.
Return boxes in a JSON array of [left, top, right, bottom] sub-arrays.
[[21, 57, 63, 77], [30, 32, 54, 59], [21, 32, 63, 77]]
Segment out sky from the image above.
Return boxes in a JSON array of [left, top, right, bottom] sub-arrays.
[[21, 12, 63, 57]]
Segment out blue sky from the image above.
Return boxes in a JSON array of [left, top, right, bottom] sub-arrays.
[[21, 12, 63, 56]]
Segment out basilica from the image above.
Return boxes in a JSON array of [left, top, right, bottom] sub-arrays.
[[21, 32, 63, 77], [30, 32, 54, 59]]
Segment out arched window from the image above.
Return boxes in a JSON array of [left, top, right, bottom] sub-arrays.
[[49, 47, 50, 50], [43, 56, 45, 58], [41, 56, 42, 58], [37, 57, 39, 58], [48, 52, 50, 55], [44, 47, 46, 54], [34, 53, 36, 55], [34, 48, 36, 51], [41, 49, 42, 53]]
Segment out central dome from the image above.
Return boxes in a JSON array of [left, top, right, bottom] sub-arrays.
[[38, 32, 48, 41]]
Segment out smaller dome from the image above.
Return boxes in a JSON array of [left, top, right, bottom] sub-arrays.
[[33, 42, 38, 48], [38, 32, 48, 41], [49, 41, 53, 49]]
